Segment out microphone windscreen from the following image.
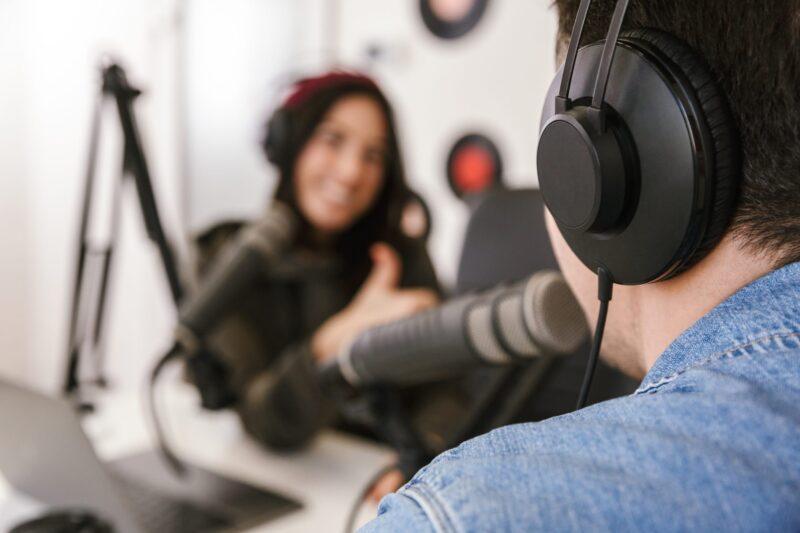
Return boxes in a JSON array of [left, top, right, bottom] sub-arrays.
[[523, 271, 588, 355]]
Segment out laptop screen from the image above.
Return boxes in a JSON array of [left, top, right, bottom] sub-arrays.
[[0, 379, 144, 532]]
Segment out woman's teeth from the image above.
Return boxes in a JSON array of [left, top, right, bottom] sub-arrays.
[[322, 183, 353, 207]]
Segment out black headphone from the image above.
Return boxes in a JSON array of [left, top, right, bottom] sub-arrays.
[[536, 0, 740, 286], [264, 106, 294, 169], [263, 71, 382, 169]]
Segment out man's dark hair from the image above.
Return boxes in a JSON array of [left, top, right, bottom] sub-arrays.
[[552, 0, 800, 267]]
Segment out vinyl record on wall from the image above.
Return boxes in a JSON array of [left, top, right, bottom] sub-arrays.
[[420, 0, 490, 40], [446, 133, 504, 199]]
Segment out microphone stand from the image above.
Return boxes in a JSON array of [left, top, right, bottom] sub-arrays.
[[320, 370, 431, 479], [364, 386, 431, 481], [63, 61, 184, 412]]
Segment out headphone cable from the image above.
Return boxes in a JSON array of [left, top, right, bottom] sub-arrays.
[[576, 268, 613, 410], [344, 462, 399, 533], [147, 342, 188, 476]]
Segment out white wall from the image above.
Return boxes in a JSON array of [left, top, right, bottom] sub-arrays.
[[0, 0, 184, 392], [0, 1, 33, 385], [183, 0, 346, 232], [183, 0, 300, 231]]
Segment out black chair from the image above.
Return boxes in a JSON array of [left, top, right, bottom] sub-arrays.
[[442, 188, 637, 445]]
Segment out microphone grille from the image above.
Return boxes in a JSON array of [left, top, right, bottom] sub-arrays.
[[494, 289, 540, 358], [523, 270, 588, 355], [466, 290, 514, 364]]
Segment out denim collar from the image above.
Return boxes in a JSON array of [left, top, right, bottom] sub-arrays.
[[636, 261, 800, 394]]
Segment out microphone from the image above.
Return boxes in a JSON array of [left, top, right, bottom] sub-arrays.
[[174, 202, 295, 410], [175, 202, 295, 349], [322, 270, 588, 389], [149, 203, 299, 476]]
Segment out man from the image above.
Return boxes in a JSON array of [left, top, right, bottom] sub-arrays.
[[361, 1, 800, 530]]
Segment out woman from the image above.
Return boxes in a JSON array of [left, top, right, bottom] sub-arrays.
[[195, 71, 446, 459]]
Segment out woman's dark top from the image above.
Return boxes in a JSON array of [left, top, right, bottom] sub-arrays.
[[194, 219, 466, 453]]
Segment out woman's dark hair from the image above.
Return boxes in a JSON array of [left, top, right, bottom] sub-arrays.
[[261, 76, 410, 279]]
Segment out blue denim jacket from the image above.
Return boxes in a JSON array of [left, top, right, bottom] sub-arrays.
[[362, 262, 800, 532]]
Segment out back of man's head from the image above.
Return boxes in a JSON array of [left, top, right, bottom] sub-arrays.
[[553, 0, 800, 268]]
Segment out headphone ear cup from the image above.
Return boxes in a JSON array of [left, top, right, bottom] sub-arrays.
[[264, 108, 292, 167], [620, 29, 740, 274]]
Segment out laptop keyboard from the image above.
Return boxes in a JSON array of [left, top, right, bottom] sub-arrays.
[[113, 474, 233, 533]]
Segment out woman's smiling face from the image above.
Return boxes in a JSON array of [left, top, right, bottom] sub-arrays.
[[293, 94, 388, 234]]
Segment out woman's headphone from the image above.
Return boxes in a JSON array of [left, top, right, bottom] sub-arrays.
[[536, 0, 740, 286]]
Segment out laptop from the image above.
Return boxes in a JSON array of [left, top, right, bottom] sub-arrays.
[[0, 379, 302, 532]]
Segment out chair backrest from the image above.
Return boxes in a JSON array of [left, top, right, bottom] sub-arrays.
[[456, 188, 556, 293], [445, 188, 636, 447]]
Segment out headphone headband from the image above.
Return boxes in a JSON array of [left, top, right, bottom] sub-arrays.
[[537, 1, 740, 285], [558, 0, 632, 132]]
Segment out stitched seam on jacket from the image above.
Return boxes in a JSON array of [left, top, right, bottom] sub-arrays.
[[403, 483, 460, 533], [635, 331, 800, 394]]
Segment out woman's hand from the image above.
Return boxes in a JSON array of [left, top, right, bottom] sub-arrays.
[[366, 468, 406, 505], [311, 243, 439, 362]]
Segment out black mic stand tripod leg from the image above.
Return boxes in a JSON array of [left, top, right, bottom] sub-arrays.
[[63, 90, 106, 409], [86, 158, 125, 392], [105, 64, 184, 306], [63, 62, 186, 411], [63, 68, 129, 410]]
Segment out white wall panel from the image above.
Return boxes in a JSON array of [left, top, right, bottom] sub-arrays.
[[183, 0, 300, 232]]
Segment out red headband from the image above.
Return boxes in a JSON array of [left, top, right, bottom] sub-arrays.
[[283, 71, 380, 109]]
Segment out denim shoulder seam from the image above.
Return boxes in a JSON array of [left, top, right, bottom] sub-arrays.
[[635, 331, 800, 395], [403, 482, 460, 533]]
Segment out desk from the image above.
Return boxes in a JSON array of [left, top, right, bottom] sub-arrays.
[[0, 376, 395, 532]]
